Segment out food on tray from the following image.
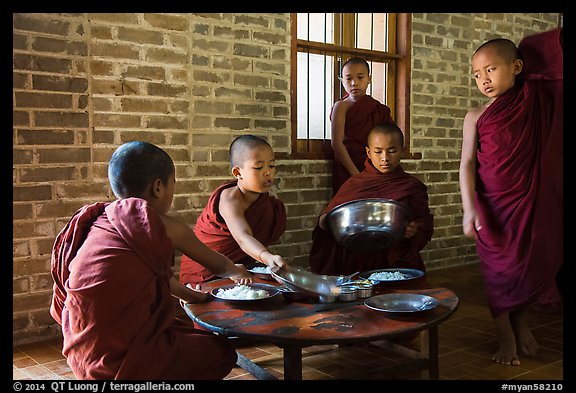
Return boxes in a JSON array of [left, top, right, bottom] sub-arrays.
[[215, 284, 269, 300], [250, 266, 271, 274], [368, 271, 406, 281]]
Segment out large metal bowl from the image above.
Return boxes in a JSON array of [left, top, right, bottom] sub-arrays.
[[271, 266, 342, 296], [324, 198, 413, 251]]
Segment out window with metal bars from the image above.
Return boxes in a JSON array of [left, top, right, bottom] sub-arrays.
[[290, 13, 414, 159]]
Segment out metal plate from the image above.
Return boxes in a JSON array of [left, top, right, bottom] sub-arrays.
[[210, 283, 279, 304], [358, 268, 424, 284], [364, 293, 439, 313]]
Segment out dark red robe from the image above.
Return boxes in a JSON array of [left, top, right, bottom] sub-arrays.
[[179, 180, 287, 286], [331, 94, 393, 193], [474, 28, 563, 317], [309, 158, 433, 275], [50, 198, 237, 380]]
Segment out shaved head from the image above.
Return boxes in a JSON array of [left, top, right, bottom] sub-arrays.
[[229, 134, 272, 167], [473, 38, 519, 63], [368, 122, 404, 148], [342, 57, 370, 75], [108, 141, 174, 199]]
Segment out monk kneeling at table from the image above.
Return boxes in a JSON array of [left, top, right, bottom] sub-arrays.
[[50, 141, 252, 380], [180, 134, 288, 288], [309, 123, 434, 276]]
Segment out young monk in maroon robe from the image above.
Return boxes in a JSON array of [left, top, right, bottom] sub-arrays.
[[459, 28, 563, 367], [331, 57, 394, 193], [310, 123, 434, 276], [180, 135, 287, 287], [50, 141, 253, 380]]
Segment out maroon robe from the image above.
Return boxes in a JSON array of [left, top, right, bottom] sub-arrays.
[[331, 94, 393, 193], [474, 28, 563, 317], [50, 198, 237, 380], [309, 158, 434, 275], [179, 180, 287, 286]]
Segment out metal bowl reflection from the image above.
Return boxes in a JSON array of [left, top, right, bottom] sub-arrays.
[[325, 198, 413, 251], [271, 266, 341, 296]]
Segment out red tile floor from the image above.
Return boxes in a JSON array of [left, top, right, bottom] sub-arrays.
[[13, 263, 563, 380]]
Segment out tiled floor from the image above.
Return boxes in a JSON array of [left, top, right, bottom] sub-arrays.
[[13, 263, 563, 380]]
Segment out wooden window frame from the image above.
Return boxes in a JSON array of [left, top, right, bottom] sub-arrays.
[[290, 13, 418, 160]]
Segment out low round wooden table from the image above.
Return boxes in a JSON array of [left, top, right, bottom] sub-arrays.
[[182, 277, 459, 380]]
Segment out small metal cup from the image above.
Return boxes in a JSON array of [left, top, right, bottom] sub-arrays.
[[318, 294, 338, 303], [337, 286, 358, 302], [355, 283, 374, 298]]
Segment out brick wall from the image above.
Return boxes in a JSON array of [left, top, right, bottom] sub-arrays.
[[12, 13, 560, 345]]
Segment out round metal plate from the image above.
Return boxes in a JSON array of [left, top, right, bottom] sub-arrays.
[[364, 293, 439, 313], [358, 268, 424, 284]]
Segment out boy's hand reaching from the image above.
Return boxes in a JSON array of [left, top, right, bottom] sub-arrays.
[[266, 254, 286, 270], [181, 283, 210, 304], [229, 264, 253, 285]]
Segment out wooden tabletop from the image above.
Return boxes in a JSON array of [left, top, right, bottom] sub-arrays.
[[182, 276, 459, 347]]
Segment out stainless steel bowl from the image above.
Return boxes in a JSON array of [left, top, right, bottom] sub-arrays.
[[337, 286, 358, 302], [324, 198, 413, 251], [318, 294, 338, 303], [355, 283, 374, 298]]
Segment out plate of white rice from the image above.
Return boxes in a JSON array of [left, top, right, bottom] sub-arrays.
[[248, 265, 275, 281], [210, 283, 280, 303], [358, 268, 424, 285]]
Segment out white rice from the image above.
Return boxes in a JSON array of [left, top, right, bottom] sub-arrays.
[[250, 266, 271, 274], [368, 271, 406, 281], [216, 284, 269, 300]]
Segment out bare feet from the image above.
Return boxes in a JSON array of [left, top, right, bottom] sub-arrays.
[[493, 339, 521, 366], [512, 306, 540, 356], [493, 312, 521, 366], [491, 328, 538, 365], [516, 325, 540, 356], [491, 305, 539, 366]]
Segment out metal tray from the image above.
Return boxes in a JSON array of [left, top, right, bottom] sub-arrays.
[[210, 283, 280, 304], [364, 293, 439, 313], [358, 268, 424, 284]]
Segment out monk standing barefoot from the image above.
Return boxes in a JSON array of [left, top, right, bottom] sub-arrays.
[[459, 29, 563, 366]]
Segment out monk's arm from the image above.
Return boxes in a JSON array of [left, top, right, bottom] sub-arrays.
[[219, 193, 286, 270], [459, 110, 482, 240], [169, 275, 209, 303], [160, 214, 252, 283], [331, 101, 360, 176]]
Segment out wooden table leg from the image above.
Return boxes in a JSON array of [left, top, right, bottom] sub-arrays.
[[419, 327, 439, 379], [282, 346, 303, 380], [235, 352, 278, 380]]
